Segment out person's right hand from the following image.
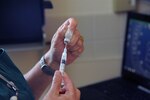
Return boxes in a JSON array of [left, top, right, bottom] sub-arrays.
[[43, 70, 80, 100]]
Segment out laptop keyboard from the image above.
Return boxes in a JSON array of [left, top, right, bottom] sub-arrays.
[[79, 78, 150, 100]]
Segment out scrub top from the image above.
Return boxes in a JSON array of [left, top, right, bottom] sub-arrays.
[[0, 48, 34, 100]]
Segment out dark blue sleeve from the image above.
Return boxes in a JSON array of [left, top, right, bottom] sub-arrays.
[[0, 48, 34, 100]]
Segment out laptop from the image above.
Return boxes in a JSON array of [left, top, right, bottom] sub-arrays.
[[79, 12, 150, 100]]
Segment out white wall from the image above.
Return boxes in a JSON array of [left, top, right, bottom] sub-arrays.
[[49, 0, 113, 16]]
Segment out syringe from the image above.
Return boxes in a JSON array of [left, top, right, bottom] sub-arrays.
[[59, 28, 73, 86], [59, 45, 67, 75]]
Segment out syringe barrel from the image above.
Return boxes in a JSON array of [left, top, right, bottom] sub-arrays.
[[59, 47, 67, 74]]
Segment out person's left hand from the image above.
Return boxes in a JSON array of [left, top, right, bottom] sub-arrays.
[[44, 18, 84, 70]]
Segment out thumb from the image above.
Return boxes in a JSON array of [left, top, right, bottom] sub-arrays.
[[50, 70, 62, 94]]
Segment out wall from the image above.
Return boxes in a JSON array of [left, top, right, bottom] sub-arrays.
[[47, 0, 113, 16]]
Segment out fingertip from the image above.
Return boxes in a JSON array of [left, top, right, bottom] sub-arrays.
[[53, 70, 62, 80], [67, 18, 78, 29], [54, 70, 61, 75], [52, 70, 63, 86], [50, 70, 62, 94]]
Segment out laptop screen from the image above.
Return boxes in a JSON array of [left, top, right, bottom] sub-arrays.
[[122, 12, 150, 89]]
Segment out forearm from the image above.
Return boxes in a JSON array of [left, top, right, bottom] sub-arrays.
[[24, 52, 59, 100], [24, 63, 51, 99]]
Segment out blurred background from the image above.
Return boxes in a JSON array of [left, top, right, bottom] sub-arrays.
[[1, 0, 150, 99]]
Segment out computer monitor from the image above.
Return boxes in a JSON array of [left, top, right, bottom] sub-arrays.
[[122, 12, 150, 89], [0, 0, 44, 50]]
